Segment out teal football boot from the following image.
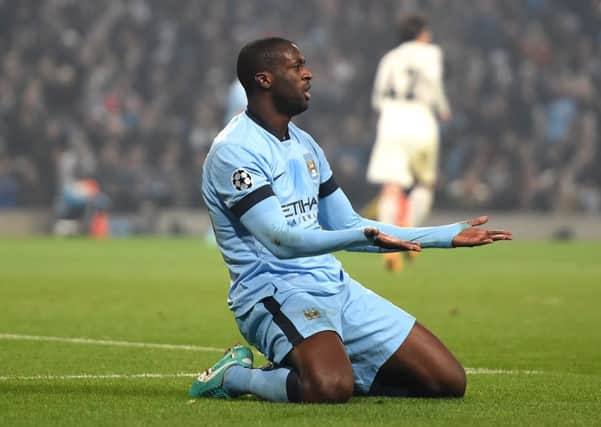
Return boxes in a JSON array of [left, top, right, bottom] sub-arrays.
[[189, 344, 254, 398]]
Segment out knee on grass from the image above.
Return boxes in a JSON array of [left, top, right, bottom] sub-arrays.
[[422, 366, 466, 398], [300, 373, 354, 403]]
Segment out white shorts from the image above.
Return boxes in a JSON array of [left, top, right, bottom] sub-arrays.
[[367, 102, 439, 188]]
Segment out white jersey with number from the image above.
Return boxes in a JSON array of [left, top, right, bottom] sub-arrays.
[[367, 41, 450, 187]]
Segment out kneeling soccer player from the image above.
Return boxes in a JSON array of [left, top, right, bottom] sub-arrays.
[[190, 37, 511, 403]]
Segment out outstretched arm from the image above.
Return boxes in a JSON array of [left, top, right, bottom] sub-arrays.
[[207, 144, 420, 259], [318, 188, 511, 250], [239, 193, 420, 259]]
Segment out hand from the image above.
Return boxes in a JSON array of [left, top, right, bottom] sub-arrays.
[[364, 227, 422, 252], [452, 216, 512, 247]]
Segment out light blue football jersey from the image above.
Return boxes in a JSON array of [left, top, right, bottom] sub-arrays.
[[202, 112, 345, 316]]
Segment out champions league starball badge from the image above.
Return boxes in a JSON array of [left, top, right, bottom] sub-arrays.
[[232, 168, 253, 191]]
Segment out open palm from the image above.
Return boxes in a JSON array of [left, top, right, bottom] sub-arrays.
[[452, 216, 512, 247]]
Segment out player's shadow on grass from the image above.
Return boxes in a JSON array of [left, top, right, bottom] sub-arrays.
[[1, 383, 183, 398], [3, 384, 459, 404]]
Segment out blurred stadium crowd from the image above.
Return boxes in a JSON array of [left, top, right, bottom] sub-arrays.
[[1, 0, 600, 214]]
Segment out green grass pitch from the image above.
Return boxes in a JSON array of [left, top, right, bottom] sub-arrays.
[[1, 238, 600, 426]]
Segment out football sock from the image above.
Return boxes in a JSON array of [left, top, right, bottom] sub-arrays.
[[379, 188, 407, 270], [224, 365, 301, 402], [396, 191, 410, 226], [408, 186, 433, 226]]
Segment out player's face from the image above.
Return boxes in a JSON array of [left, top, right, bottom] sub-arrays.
[[271, 45, 312, 117]]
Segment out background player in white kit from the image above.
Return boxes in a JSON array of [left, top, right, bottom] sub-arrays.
[[367, 14, 451, 272]]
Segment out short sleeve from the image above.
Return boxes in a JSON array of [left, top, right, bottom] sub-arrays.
[[207, 143, 274, 216]]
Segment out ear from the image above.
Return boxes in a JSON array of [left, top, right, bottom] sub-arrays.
[[254, 71, 272, 89]]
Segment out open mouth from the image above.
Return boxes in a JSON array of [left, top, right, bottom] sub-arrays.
[[304, 85, 311, 100]]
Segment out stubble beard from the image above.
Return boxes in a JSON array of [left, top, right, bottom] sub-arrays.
[[273, 90, 308, 117]]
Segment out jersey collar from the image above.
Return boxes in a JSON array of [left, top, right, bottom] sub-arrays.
[[245, 110, 291, 142]]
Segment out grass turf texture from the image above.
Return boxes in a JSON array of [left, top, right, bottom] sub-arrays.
[[1, 238, 600, 426]]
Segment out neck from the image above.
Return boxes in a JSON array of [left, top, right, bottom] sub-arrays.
[[415, 32, 431, 44], [246, 100, 290, 140]]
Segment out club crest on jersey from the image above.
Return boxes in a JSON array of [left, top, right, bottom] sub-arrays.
[[231, 168, 253, 191], [303, 308, 321, 320], [304, 154, 318, 178]]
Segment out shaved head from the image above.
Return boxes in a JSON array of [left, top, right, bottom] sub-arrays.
[[236, 37, 295, 95]]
